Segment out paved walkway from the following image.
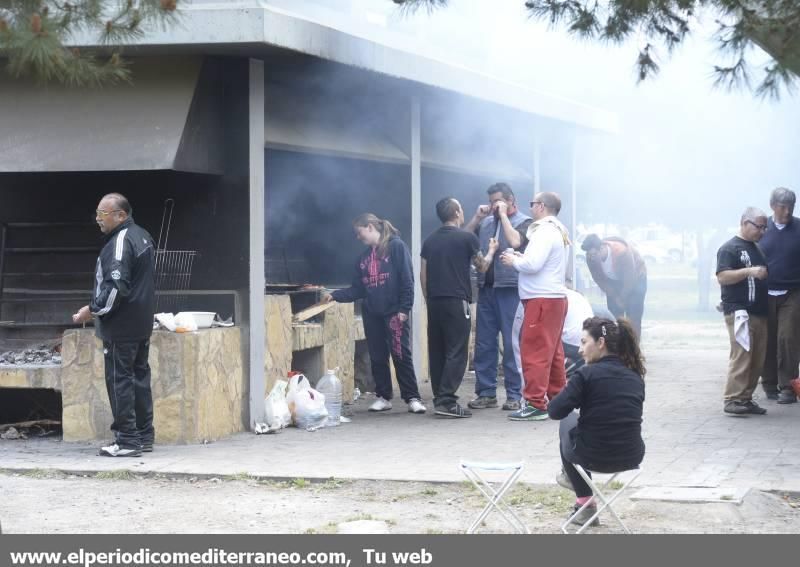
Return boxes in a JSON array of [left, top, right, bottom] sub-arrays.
[[1, 348, 798, 492]]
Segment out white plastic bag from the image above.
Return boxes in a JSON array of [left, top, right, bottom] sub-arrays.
[[286, 374, 328, 431], [173, 312, 198, 332], [264, 380, 291, 431], [154, 313, 177, 331]]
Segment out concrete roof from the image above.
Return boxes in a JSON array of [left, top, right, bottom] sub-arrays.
[[76, 1, 617, 134]]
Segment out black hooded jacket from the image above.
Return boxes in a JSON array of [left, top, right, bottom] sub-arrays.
[[90, 217, 156, 342], [331, 236, 414, 316]]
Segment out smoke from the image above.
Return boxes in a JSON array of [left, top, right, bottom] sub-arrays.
[[372, 0, 800, 228], [258, 0, 797, 321]]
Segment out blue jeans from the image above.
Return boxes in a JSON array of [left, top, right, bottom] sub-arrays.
[[474, 286, 522, 400]]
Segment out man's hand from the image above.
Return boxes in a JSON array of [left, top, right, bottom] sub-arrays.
[[499, 250, 520, 267], [397, 313, 408, 323], [750, 266, 768, 280], [475, 204, 491, 221], [72, 305, 92, 324], [321, 293, 335, 304], [487, 237, 499, 255], [494, 201, 508, 218]]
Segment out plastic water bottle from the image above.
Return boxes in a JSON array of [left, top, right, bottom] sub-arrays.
[[316, 369, 342, 427]]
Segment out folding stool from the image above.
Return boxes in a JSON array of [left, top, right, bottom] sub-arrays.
[[459, 460, 529, 534], [561, 465, 641, 534]]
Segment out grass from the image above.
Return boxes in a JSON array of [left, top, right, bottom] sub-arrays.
[[319, 478, 352, 490], [224, 472, 255, 482], [94, 469, 135, 481], [506, 485, 568, 512], [291, 478, 309, 489], [16, 468, 66, 480], [608, 480, 624, 491]]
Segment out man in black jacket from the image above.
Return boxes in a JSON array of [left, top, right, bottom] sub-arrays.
[[73, 193, 156, 457], [759, 188, 800, 404]]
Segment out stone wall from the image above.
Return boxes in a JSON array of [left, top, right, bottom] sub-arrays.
[[264, 295, 356, 402], [60, 327, 244, 444], [0, 365, 61, 390]]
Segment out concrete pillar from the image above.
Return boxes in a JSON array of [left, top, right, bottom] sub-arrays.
[[533, 135, 542, 196], [410, 96, 424, 381], [248, 58, 266, 429], [570, 134, 578, 284]]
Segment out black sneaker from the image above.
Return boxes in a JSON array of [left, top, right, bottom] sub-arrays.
[[723, 400, 749, 416], [764, 390, 779, 401], [743, 400, 767, 415], [777, 390, 798, 404], [142, 441, 154, 453], [467, 396, 497, 409], [434, 404, 472, 418]]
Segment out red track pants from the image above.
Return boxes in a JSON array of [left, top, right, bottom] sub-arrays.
[[520, 297, 568, 410]]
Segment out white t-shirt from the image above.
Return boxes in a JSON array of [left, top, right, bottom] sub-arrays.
[[601, 244, 618, 280], [562, 289, 594, 347], [513, 216, 568, 299]]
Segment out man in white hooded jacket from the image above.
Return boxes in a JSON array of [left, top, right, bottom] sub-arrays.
[[500, 192, 570, 421]]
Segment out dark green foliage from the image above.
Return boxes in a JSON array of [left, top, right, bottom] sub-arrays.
[[0, 1, 179, 86]]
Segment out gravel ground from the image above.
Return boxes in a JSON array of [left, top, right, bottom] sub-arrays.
[[1, 471, 798, 534]]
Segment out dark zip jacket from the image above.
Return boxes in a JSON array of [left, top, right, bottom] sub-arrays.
[[548, 355, 645, 472], [90, 217, 156, 342], [331, 236, 414, 316]]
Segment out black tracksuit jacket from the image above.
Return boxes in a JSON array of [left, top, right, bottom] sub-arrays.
[[90, 218, 156, 342]]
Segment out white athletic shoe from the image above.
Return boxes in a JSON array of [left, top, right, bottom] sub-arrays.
[[407, 398, 427, 414], [368, 397, 393, 412], [98, 443, 141, 457]]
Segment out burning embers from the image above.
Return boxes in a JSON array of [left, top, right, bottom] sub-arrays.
[[0, 344, 62, 366]]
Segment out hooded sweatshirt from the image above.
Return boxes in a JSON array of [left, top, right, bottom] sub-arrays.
[[331, 235, 414, 316]]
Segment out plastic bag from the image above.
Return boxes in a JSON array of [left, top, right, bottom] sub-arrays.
[[173, 312, 198, 332], [264, 380, 291, 431], [286, 374, 328, 431]]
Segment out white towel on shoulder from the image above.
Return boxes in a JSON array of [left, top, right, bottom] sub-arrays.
[[734, 309, 750, 352]]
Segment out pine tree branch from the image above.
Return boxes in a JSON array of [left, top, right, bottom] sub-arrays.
[[388, 1, 800, 98], [0, 1, 179, 86]]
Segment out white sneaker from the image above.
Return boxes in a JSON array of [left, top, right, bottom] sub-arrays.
[[368, 397, 392, 412], [98, 443, 141, 457], [407, 398, 427, 414]]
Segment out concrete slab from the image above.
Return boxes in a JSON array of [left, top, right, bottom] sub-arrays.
[[630, 486, 750, 504], [2, 348, 799, 495], [337, 520, 390, 534]]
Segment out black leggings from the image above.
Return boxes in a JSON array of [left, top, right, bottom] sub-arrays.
[[559, 412, 593, 498], [362, 309, 421, 402]]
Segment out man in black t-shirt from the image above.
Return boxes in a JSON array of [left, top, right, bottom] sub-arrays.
[[421, 197, 498, 418], [716, 207, 770, 417]]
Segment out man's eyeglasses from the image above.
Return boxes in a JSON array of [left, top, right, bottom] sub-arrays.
[[529, 201, 543, 208], [96, 209, 121, 217], [746, 220, 768, 231]]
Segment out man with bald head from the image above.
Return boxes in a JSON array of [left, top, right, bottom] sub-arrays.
[[73, 193, 156, 456], [716, 207, 770, 416], [500, 191, 570, 421]]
